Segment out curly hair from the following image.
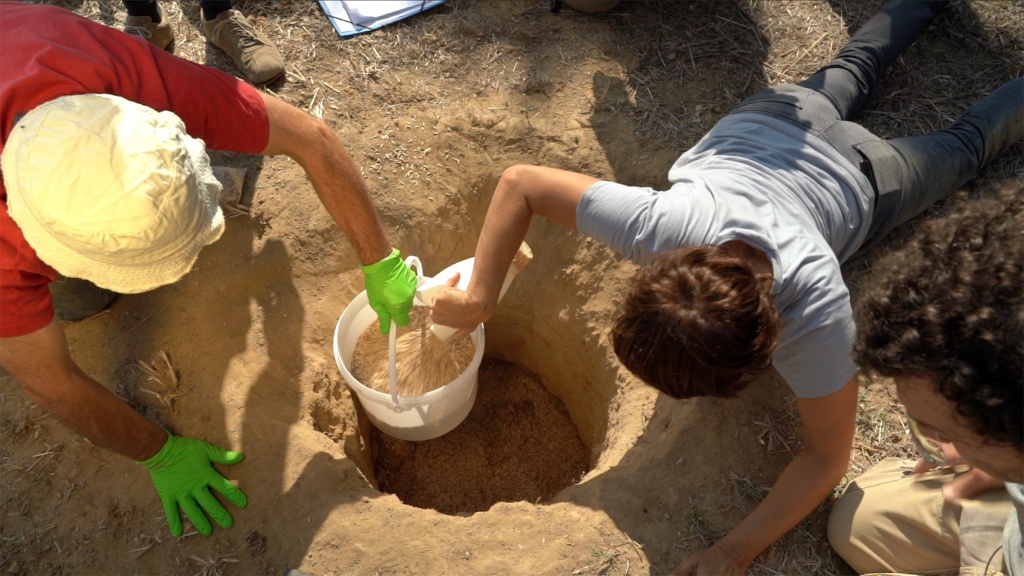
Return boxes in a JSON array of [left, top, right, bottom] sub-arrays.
[[611, 245, 779, 399], [854, 181, 1024, 449]]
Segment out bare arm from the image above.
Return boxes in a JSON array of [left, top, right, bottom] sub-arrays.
[[430, 164, 598, 330], [0, 317, 167, 460], [259, 92, 392, 266], [674, 375, 859, 574]]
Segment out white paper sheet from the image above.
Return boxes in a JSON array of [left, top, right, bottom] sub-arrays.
[[319, 0, 447, 38]]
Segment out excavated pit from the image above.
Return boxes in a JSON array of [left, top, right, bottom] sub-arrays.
[[334, 195, 630, 513]]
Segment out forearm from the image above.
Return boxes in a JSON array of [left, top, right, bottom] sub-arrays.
[[25, 368, 167, 460], [296, 126, 391, 265], [467, 165, 597, 309], [716, 448, 847, 564], [431, 165, 594, 329], [465, 172, 537, 312], [259, 93, 391, 266], [0, 318, 166, 461], [292, 124, 391, 264]]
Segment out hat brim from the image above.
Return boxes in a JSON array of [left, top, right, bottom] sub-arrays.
[[4, 123, 226, 294]]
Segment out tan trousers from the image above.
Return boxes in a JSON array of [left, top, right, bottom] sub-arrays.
[[829, 458, 1012, 575]]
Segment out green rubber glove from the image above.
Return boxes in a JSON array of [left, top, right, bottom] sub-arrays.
[[361, 247, 416, 333], [137, 433, 247, 537]]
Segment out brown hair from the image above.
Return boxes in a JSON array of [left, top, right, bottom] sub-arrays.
[[611, 245, 779, 398]]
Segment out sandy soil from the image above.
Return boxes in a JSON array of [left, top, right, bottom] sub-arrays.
[[2, 1, 1021, 575]]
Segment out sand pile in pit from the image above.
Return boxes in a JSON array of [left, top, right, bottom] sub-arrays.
[[373, 357, 591, 514], [351, 306, 477, 395]]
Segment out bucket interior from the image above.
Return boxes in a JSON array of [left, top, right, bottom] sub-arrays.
[[334, 294, 485, 441]]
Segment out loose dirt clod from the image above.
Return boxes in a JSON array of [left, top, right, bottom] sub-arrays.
[[351, 306, 476, 395]]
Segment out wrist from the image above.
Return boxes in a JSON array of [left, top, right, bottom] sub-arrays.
[[137, 430, 172, 467], [461, 294, 495, 327], [464, 279, 497, 317], [712, 533, 756, 567], [361, 247, 398, 270]]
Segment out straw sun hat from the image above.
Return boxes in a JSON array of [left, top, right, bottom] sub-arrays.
[[2, 94, 225, 293]]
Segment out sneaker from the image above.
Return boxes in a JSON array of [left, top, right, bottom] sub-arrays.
[[203, 9, 285, 85], [123, 14, 174, 51]]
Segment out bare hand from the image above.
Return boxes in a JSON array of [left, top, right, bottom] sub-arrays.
[[672, 543, 749, 576], [429, 272, 491, 337], [942, 466, 1005, 503], [908, 445, 1004, 504]]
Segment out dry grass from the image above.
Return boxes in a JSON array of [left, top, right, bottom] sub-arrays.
[[751, 398, 800, 457], [187, 553, 239, 576], [845, 379, 917, 481], [351, 306, 477, 395], [135, 350, 192, 413]]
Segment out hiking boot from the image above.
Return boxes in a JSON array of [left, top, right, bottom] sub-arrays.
[[123, 14, 174, 51], [203, 9, 285, 85]]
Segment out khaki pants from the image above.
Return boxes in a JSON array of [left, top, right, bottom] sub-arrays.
[[829, 458, 1012, 575]]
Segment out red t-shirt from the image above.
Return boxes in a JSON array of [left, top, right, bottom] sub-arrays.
[[0, 2, 270, 337]]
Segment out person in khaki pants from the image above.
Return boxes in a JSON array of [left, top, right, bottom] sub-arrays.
[[828, 182, 1023, 575]]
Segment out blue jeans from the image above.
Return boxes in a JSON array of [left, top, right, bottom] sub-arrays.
[[728, 0, 1023, 254]]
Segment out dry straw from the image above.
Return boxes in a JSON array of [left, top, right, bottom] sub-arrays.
[[351, 306, 476, 395]]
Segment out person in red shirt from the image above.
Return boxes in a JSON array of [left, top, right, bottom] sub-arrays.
[[0, 2, 415, 538]]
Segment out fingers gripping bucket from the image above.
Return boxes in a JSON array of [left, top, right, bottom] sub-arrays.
[[333, 256, 484, 441]]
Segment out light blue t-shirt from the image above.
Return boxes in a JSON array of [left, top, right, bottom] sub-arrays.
[[576, 112, 875, 398]]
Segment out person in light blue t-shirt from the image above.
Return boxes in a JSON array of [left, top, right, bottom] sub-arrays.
[[431, 1, 1023, 573]]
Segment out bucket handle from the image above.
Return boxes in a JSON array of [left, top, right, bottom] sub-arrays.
[[387, 256, 424, 407]]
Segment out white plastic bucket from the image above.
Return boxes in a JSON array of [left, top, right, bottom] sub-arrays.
[[333, 257, 484, 441]]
